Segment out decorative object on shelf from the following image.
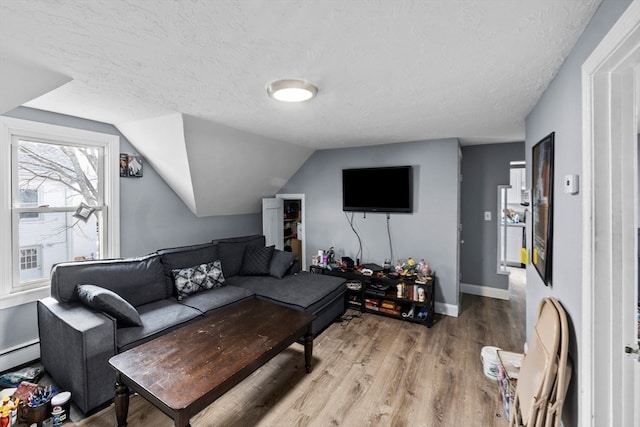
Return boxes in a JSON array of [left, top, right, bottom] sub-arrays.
[[395, 258, 431, 280], [418, 287, 425, 302], [532, 132, 554, 285], [402, 304, 415, 319], [346, 280, 362, 291], [326, 247, 335, 264]]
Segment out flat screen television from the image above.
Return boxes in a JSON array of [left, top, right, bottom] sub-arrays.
[[342, 166, 413, 213]]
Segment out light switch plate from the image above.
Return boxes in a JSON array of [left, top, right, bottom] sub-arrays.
[[484, 211, 492, 221]]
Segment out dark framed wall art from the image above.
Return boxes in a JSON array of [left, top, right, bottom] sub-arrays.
[[531, 132, 554, 285], [120, 153, 143, 178]]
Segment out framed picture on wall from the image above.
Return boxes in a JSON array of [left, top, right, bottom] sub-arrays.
[[120, 153, 143, 178], [531, 132, 554, 285]]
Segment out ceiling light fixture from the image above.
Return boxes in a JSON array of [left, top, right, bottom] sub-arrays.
[[267, 79, 318, 102]]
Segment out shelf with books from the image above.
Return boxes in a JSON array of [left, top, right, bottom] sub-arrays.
[[310, 265, 435, 327]]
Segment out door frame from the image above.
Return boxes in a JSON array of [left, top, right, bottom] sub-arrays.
[[581, 1, 640, 425], [276, 193, 306, 271]]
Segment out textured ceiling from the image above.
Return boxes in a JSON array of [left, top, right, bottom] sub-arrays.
[[0, 0, 602, 149]]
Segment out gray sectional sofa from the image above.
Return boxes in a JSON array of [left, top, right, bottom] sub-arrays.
[[37, 235, 346, 414]]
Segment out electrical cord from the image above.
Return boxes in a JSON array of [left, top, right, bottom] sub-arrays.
[[345, 211, 363, 262], [386, 213, 393, 264]]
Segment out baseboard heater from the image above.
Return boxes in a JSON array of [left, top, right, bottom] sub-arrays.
[[0, 339, 40, 372]]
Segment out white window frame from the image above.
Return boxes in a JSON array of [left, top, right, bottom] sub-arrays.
[[0, 117, 120, 308]]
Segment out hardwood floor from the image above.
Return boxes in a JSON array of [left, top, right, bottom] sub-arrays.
[[77, 271, 525, 427]]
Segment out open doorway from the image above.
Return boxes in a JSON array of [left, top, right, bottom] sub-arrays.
[[262, 194, 307, 270], [498, 162, 528, 292]]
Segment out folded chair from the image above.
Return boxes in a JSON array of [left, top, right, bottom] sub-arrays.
[[543, 298, 572, 427], [509, 298, 561, 427]]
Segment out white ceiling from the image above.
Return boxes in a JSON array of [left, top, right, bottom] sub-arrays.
[[0, 0, 602, 149]]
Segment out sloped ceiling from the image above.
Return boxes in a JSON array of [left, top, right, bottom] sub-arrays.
[[0, 0, 603, 215]]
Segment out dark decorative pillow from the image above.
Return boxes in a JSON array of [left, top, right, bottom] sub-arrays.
[[76, 284, 142, 327], [241, 245, 275, 276], [172, 260, 225, 300], [269, 249, 297, 279]]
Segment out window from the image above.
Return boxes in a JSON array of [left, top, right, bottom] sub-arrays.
[[0, 117, 120, 307], [18, 189, 40, 220], [20, 247, 39, 270], [19, 246, 42, 282]]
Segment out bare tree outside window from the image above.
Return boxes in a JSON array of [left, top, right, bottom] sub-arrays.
[[16, 139, 104, 283]]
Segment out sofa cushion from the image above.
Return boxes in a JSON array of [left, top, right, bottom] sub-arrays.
[[50, 254, 167, 306], [227, 271, 346, 314], [157, 243, 218, 297], [116, 298, 202, 352], [269, 249, 297, 279], [172, 260, 225, 300], [178, 286, 255, 316], [241, 245, 274, 276], [215, 235, 266, 277], [76, 284, 142, 327]]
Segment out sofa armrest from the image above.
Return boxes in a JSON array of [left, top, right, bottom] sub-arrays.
[[37, 297, 117, 413]]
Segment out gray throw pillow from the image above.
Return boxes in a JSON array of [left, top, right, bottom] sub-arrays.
[[269, 250, 297, 279], [172, 259, 225, 300], [241, 245, 275, 276], [76, 284, 142, 327]]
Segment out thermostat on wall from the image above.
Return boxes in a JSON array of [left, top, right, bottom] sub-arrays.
[[564, 174, 579, 194]]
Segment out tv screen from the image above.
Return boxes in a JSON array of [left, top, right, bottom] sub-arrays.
[[342, 166, 413, 213]]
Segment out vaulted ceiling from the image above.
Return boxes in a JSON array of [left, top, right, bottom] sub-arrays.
[[0, 0, 602, 216]]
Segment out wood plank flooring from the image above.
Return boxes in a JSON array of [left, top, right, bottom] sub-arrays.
[[76, 271, 525, 427]]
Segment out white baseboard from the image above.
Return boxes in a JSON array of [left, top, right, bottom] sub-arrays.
[[460, 282, 510, 300], [435, 302, 459, 318], [0, 340, 40, 372]]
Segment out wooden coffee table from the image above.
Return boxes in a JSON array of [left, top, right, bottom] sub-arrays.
[[108, 298, 315, 427]]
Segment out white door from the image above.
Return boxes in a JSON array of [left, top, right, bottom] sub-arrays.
[[582, 2, 640, 425], [262, 198, 283, 250]]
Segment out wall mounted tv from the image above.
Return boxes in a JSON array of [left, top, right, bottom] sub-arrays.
[[342, 166, 413, 213]]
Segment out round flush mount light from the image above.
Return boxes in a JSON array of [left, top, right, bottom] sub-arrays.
[[267, 79, 318, 102]]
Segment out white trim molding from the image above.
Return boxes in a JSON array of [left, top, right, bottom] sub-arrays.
[[461, 282, 510, 300], [581, 1, 640, 425], [0, 339, 39, 372], [435, 301, 459, 318], [0, 117, 120, 307]]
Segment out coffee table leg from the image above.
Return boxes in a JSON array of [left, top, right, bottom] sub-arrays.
[[304, 326, 313, 373], [114, 375, 129, 427]]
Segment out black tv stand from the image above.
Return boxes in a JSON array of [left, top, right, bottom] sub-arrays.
[[310, 265, 435, 327]]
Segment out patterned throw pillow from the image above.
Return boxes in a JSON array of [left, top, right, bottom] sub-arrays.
[[172, 259, 225, 300], [241, 245, 275, 276]]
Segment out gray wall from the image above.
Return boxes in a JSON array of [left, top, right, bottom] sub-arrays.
[[524, 0, 632, 425], [461, 142, 524, 290], [280, 138, 461, 310], [0, 107, 261, 367]]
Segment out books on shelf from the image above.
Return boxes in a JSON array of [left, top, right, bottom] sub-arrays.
[[365, 298, 380, 311]]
